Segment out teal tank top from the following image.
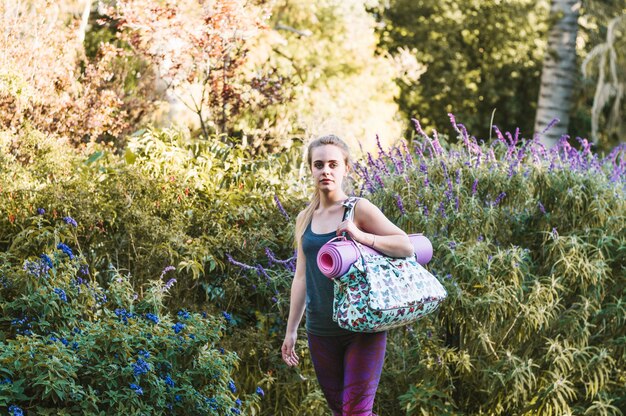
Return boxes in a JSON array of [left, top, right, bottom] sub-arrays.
[[302, 221, 352, 336]]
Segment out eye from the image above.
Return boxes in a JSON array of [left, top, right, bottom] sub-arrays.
[[313, 162, 323, 169], [329, 162, 338, 168]]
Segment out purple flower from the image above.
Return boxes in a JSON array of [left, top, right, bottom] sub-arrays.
[[438, 202, 446, 218], [471, 179, 478, 196], [274, 195, 290, 220], [63, 216, 78, 227], [395, 195, 406, 215], [228, 380, 237, 393], [493, 192, 507, 206], [538, 201, 546, 215], [222, 311, 232, 323], [256, 386, 265, 397], [37, 208, 45, 215], [159, 266, 176, 280], [163, 278, 177, 292]]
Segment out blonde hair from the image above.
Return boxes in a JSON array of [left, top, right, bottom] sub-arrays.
[[295, 135, 352, 246]]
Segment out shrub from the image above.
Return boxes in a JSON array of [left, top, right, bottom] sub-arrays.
[[0, 231, 255, 415]]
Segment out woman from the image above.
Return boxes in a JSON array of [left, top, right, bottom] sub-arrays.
[[281, 134, 413, 416]]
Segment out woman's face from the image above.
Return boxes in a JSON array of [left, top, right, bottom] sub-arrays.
[[310, 144, 349, 193]]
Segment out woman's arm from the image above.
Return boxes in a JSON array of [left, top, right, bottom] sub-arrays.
[[281, 214, 307, 367], [336, 198, 414, 258]]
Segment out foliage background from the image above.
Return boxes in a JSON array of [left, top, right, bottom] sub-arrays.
[[0, 0, 625, 415]]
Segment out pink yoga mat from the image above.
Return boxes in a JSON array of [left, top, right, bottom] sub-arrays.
[[317, 234, 433, 279]]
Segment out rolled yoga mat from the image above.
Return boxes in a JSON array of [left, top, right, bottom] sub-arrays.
[[317, 234, 433, 279]]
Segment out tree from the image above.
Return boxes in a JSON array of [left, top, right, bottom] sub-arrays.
[[582, 14, 626, 146], [534, 0, 582, 148], [109, 0, 283, 140], [374, 0, 550, 142]]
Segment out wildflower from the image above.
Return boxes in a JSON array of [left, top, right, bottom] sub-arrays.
[[538, 201, 546, 215], [138, 349, 150, 359], [231, 408, 241, 415], [256, 386, 265, 397], [163, 375, 175, 387], [8, 405, 23, 416], [274, 195, 290, 220], [235, 398, 242, 407], [395, 194, 406, 215], [226, 254, 257, 271], [129, 383, 143, 395], [471, 179, 478, 196], [222, 311, 232, 323], [37, 208, 45, 215], [228, 380, 237, 393], [115, 308, 132, 324], [57, 243, 74, 260], [178, 309, 191, 320], [438, 202, 446, 218], [54, 288, 68, 302], [79, 264, 89, 276], [159, 265, 176, 280], [1, 378, 12, 384], [173, 322, 185, 334], [271, 296, 278, 303], [132, 357, 151, 377], [493, 192, 507, 206], [63, 216, 78, 227]]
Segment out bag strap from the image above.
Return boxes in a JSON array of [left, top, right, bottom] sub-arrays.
[[341, 197, 360, 223]]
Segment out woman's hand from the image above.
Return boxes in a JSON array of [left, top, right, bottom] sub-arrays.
[[336, 220, 370, 245], [281, 332, 299, 367]]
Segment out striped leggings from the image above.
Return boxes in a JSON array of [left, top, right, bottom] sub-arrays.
[[307, 331, 387, 416]]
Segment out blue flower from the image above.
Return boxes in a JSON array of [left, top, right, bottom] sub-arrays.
[[177, 309, 191, 320], [129, 383, 143, 395], [63, 216, 78, 227], [115, 308, 131, 324], [145, 313, 159, 324], [54, 288, 68, 302], [256, 386, 265, 397], [57, 243, 74, 260], [8, 405, 23, 416], [231, 408, 241, 415], [222, 311, 232, 323], [228, 380, 236, 393], [163, 374, 175, 387], [172, 322, 185, 334], [138, 349, 150, 359], [40, 254, 54, 269], [175, 395, 182, 402], [235, 398, 242, 407], [1, 378, 12, 384], [37, 208, 45, 215], [132, 357, 151, 377]]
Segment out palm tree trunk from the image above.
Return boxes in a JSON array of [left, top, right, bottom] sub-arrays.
[[534, 0, 581, 148]]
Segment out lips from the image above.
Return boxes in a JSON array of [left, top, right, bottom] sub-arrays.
[[320, 179, 332, 184]]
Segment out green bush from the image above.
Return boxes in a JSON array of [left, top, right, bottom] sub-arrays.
[[0, 229, 256, 415]]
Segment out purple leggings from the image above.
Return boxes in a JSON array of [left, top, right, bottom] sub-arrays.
[[307, 331, 387, 416]]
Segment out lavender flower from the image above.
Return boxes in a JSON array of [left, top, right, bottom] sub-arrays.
[[159, 265, 176, 280], [274, 195, 290, 220], [471, 179, 478, 196], [538, 201, 546, 215], [226, 254, 257, 271], [37, 208, 45, 215], [163, 278, 177, 291], [492, 192, 507, 207], [395, 195, 406, 215]]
